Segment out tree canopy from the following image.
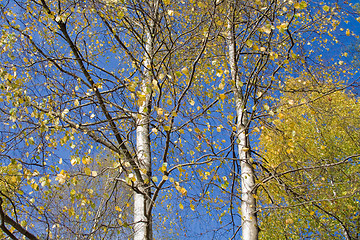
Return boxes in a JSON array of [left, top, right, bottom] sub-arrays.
[[259, 76, 360, 239]]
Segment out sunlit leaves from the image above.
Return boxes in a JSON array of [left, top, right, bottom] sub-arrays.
[[181, 67, 189, 76], [294, 1, 307, 10], [55, 170, 67, 185], [259, 76, 360, 239], [259, 24, 273, 34], [323, 5, 330, 12]]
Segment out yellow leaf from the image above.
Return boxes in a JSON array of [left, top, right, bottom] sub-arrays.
[[277, 23, 288, 34], [137, 97, 146, 106], [219, 94, 227, 100], [31, 183, 39, 191], [260, 25, 272, 34], [285, 218, 294, 224], [84, 167, 91, 175], [70, 189, 76, 196], [82, 156, 91, 165], [128, 83, 136, 92], [242, 147, 250, 152], [179, 203, 184, 210], [20, 220, 27, 227], [7, 74, 13, 81], [70, 157, 78, 166], [245, 39, 253, 47], [152, 128, 158, 134], [278, 112, 285, 119], [190, 204, 195, 211], [295, 1, 307, 10], [218, 82, 225, 90], [180, 187, 187, 195], [197, 2, 205, 8], [160, 163, 167, 172], [181, 67, 189, 76], [159, 73, 165, 79], [300, 1, 307, 9], [157, 108, 164, 116], [28, 137, 35, 145]]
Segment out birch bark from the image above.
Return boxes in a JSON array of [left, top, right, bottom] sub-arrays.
[[226, 5, 258, 240], [133, 1, 158, 239], [133, 33, 153, 240]]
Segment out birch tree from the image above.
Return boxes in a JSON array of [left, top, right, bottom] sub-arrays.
[[221, 0, 300, 238], [0, 0, 215, 239], [217, 1, 359, 239]]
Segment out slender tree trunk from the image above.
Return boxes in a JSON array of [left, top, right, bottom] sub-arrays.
[[133, 1, 158, 239], [134, 37, 153, 240], [134, 33, 153, 240], [226, 7, 258, 240], [134, 96, 152, 240]]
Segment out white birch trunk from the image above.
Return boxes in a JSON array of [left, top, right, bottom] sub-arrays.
[[133, 2, 157, 239], [134, 95, 152, 240], [227, 11, 258, 240], [134, 114, 151, 240], [134, 42, 152, 240]]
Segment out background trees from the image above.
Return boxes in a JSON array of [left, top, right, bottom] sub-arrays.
[[258, 75, 360, 239]]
